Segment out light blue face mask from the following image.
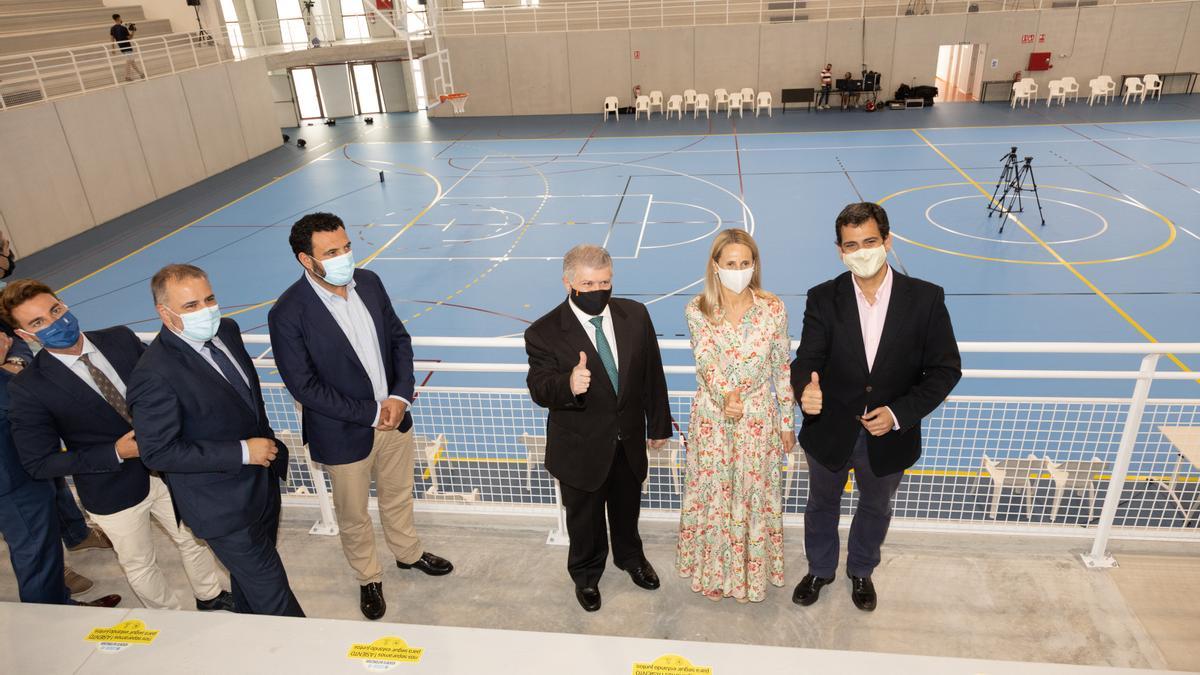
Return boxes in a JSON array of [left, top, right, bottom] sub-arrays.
[[170, 304, 221, 342], [313, 250, 355, 287]]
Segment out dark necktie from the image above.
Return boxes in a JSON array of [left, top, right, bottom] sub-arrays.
[[203, 340, 254, 411], [77, 353, 131, 425]]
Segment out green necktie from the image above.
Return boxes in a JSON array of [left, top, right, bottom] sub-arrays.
[[589, 316, 619, 394]]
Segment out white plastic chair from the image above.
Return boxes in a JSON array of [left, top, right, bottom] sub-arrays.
[[649, 90, 664, 114], [1011, 81, 1033, 108], [693, 92, 710, 118], [755, 91, 772, 117], [739, 87, 754, 111], [727, 91, 744, 117], [713, 88, 730, 113], [1044, 456, 1104, 522], [1088, 76, 1114, 105], [603, 96, 619, 120], [1020, 77, 1038, 100], [682, 88, 697, 112], [1046, 80, 1067, 107], [1122, 77, 1145, 104], [1143, 73, 1162, 101], [981, 453, 1041, 520], [634, 95, 650, 119], [1060, 76, 1080, 102], [645, 439, 684, 496], [666, 94, 683, 120]]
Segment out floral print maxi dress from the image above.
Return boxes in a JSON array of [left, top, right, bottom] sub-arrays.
[[676, 292, 794, 602]]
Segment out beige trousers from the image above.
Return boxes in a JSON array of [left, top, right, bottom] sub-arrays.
[[324, 429, 423, 584], [87, 475, 223, 610]]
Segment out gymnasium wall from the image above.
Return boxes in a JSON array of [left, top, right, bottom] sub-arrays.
[[433, 1, 1200, 116], [0, 58, 280, 257]]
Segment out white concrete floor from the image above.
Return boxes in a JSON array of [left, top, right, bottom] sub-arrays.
[[2, 508, 1198, 672]]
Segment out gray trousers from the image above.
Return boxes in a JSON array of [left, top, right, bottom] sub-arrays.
[[804, 430, 904, 578]]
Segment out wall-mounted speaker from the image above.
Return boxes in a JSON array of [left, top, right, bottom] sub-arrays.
[[186, 0, 201, 7]]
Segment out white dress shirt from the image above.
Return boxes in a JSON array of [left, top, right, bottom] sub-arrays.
[[305, 273, 408, 427], [852, 264, 900, 430], [568, 297, 619, 369], [48, 337, 129, 463], [174, 330, 252, 462]]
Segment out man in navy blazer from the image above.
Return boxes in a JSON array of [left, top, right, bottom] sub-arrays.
[[2, 279, 232, 612], [127, 264, 304, 617], [269, 212, 451, 621]]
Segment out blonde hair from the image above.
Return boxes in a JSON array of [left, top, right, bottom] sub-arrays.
[[696, 229, 775, 321]]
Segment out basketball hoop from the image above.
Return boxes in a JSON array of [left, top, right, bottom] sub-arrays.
[[439, 92, 469, 114]]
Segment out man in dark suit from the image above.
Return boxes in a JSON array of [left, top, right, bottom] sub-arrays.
[[2, 279, 232, 612], [791, 202, 961, 611], [525, 244, 673, 612], [0, 317, 120, 608], [269, 212, 451, 621], [127, 264, 304, 617]]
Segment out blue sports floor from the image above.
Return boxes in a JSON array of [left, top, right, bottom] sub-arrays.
[[24, 98, 1200, 398]]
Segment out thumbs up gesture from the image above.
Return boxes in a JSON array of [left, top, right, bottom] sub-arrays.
[[723, 388, 745, 421], [570, 352, 592, 396], [801, 372, 823, 416]]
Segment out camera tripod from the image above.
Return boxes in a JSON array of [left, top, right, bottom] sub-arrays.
[[987, 148, 1046, 233]]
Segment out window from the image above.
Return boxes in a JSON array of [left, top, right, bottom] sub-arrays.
[[351, 63, 382, 114], [219, 0, 244, 50], [291, 67, 323, 119], [462, 1, 485, 9], [276, 0, 308, 45], [340, 0, 370, 41]]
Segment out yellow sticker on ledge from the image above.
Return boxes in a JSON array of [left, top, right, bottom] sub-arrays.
[[633, 654, 712, 674], [85, 620, 159, 653], [347, 636, 424, 671]]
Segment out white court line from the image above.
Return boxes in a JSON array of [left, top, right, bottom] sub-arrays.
[[442, 209, 524, 243], [634, 196, 653, 258], [1179, 225, 1200, 241], [439, 218, 457, 232], [638, 201, 724, 250], [372, 255, 641, 261]]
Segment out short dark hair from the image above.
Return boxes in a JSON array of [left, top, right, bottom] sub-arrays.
[[289, 212, 345, 258], [113, 13, 121, 20], [835, 202, 890, 245], [0, 279, 56, 328], [151, 264, 208, 305]]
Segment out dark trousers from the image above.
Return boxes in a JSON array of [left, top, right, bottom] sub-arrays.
[[204, 492, 304, 617], [54, 476, 90, 548], [0, 478, 71, 604], [818, 85, 831, 106], [804, 430, 904, 578], [558, 444, 644, 588]]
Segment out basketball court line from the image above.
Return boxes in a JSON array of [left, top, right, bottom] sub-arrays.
[[911, 129, 1195, 378]]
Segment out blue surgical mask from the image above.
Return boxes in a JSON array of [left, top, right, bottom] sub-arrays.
[[315, 251, 355, 287], [169, 305, 221, 342], [34, 311, 81, 349]]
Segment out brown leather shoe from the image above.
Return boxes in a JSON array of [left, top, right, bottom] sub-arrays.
[[64, 567, 94, 595], [68, 529, 113, 552], [80, 594, 122, 608]]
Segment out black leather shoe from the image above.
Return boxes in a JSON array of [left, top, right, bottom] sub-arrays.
[[792, 574, 835, 606], [80, 594, 122, 608], [396, 552, 453, 576], [360, 582, 386, 621], [850, 575, 877, 612], [619, 558, 660, 590], [196, 590, 236, 612], [575, 585, 601, 612]]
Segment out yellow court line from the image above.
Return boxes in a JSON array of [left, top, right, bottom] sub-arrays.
[[222, 166, 444, 320], [910, 129, 1195, 378], [56, 144, 352, 295]]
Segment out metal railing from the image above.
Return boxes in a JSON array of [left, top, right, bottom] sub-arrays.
[[439, 0, 1197, 35], [0, 10, 424, 111], [134, 331, 1200, 568]]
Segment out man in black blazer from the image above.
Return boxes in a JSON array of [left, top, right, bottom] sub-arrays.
[[269, 212, 451, 621], [127, 264, 304, 617], [2, 279, 232, 612], [525, 244, 673, 612], [790, 202, 961, 612]]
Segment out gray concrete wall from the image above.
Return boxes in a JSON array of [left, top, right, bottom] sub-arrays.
[[440, 2, 1200, 116]]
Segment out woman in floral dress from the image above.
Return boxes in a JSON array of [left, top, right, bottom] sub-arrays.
[[676, 229, 795, 602]]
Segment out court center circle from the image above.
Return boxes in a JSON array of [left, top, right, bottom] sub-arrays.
[[925, 195, 1109, 246], [878, 182, 1177, 265]]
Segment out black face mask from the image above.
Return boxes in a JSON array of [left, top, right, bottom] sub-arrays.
[[1, 251, 14, 280], [569, 287, 611, 316]]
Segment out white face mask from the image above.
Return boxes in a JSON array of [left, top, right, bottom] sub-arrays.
[[842, 246, 887, 279], [715, 266, 754, 294]]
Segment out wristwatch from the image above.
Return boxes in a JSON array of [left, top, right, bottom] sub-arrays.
[[5, 356, 28, 368]]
